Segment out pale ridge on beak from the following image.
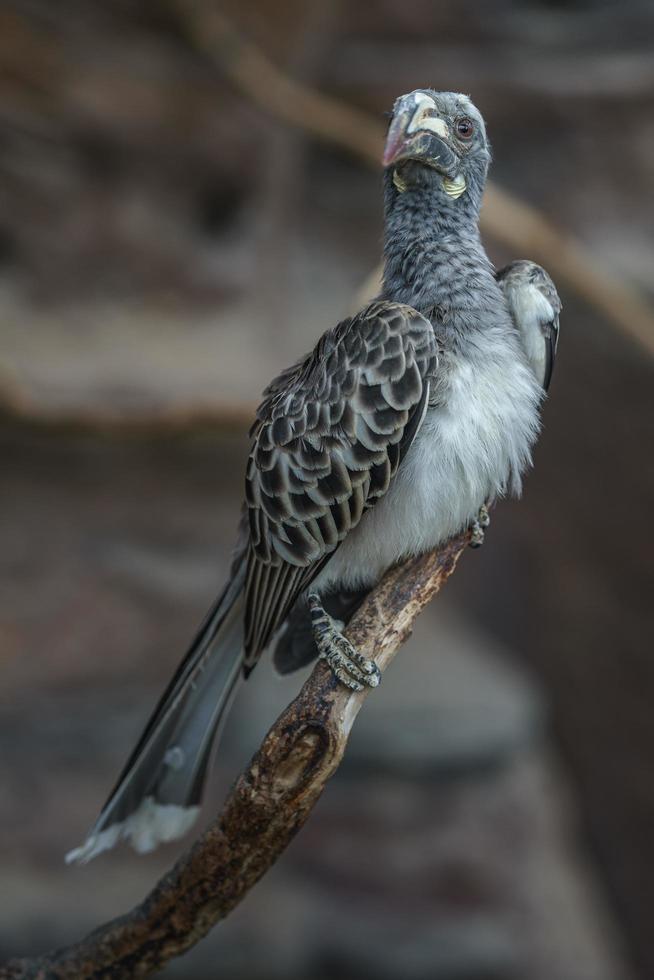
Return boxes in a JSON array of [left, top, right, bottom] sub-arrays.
[[407, 112, 449, 139], [382, 92, 457, 177]]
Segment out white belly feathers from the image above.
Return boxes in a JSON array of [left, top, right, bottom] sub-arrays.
[[314, 337, 541, 593]]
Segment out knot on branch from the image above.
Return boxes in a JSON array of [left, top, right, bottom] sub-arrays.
[[0, 536, 469, 980], [271, 725, 330, 795]]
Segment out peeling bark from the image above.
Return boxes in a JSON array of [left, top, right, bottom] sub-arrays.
[[0, 532, 467, 980]]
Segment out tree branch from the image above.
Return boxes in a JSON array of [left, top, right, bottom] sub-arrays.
[[0, 532, 468, 980]]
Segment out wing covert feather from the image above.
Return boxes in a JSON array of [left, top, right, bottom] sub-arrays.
[[243, 301, 437, 663], [496, 260, 561, 391]]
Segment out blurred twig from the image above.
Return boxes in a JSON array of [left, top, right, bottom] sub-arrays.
[[0, 384, 254, 437], [1, 3, 652, 434], [0, 532, 468, 980], [174, 0, 654, 358], [174, 1, 385, 164]]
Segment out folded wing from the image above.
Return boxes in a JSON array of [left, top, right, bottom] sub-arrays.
[[497, 260, 561, 391], [243, 300, 438, 665]]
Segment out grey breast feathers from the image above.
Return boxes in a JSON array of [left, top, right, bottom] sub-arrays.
[[496, 260, 561, 391], [242, 300, 438, 666]]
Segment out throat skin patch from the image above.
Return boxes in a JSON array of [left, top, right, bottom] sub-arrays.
[[442, 174, 467, 198], [393, 169, 408, 193], [393, 169, 467, 199]]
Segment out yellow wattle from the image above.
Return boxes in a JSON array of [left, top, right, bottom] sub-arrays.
[[442, 174, 466, 198]]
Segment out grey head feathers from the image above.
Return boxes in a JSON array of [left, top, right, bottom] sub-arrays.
[[383, 90, 491, 231]]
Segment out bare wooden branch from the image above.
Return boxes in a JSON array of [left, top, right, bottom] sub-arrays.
[[0, 532, 468, 980]]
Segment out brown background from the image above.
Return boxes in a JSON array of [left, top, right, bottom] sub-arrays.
[[1, 1, 653, 978]]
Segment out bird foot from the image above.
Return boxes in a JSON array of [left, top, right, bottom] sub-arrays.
[[307, 593, 381, 691], [469, 503, 491, 548]]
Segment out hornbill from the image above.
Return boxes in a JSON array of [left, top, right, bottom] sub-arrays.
[[67, 90, 561, 862]]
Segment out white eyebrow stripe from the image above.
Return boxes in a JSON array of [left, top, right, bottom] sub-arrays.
[[409, 115, 449, 138], [406, 92, 450, 138]]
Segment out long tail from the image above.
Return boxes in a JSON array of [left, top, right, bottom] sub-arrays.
[[66, 565, 246, 863]]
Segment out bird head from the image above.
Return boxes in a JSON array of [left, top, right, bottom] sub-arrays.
[[383, 90, 490, 200]]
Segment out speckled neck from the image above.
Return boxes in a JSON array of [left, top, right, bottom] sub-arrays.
[[380, 166, 498, 322]]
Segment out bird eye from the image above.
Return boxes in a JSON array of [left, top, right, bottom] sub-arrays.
[[456, 117, 474, 140]]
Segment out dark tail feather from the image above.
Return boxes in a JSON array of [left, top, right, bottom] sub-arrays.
[[66, 566, 246, 863], [272, 587, 367, 675]]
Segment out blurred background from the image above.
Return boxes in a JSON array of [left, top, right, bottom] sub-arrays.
[[1, 1, 653, 977]]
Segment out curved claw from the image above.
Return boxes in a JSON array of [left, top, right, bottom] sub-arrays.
[[469, 503, 491, 548], [308, 593, 381, 690]]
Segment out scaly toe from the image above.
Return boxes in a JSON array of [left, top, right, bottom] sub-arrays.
[[469, 520, 485, 548], [309, 593, 381, 691], [326, 658, 364, 691], [333, 634, 381, 687], [361, 663, 381, 688]]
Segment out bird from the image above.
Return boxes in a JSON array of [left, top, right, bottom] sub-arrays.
[[67, 90, 560, 863]]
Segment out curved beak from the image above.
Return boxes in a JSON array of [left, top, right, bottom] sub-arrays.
[[383, 94, 458, 176]]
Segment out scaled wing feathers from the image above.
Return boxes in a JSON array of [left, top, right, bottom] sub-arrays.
[[243, 301, 437, 663]]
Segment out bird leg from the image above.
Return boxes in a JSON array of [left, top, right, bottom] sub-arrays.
[[469, 503, 491, 548], [307, 593, 381, 691]]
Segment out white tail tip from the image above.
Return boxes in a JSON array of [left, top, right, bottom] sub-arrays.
[[65, 798, 200, 864]]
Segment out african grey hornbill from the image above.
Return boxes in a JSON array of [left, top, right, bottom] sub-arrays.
[[67, 90, 561, 862]]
